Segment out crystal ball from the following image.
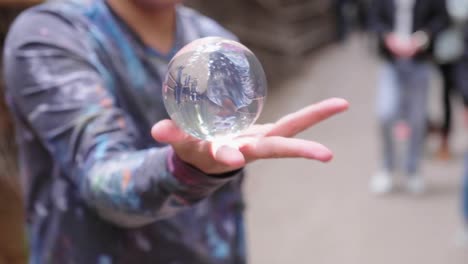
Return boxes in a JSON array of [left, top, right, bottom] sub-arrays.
[[162, 37, 268, 141]]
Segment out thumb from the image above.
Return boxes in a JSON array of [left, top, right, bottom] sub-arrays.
[[212, 144, 246, 169], [151, 119, 190, 144]]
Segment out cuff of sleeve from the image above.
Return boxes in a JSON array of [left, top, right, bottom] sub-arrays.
[[167, 148, 240, 192]]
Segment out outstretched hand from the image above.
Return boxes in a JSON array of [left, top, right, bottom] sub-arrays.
[[152, 98, 349, 174]]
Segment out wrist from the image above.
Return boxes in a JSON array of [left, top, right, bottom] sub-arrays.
[[168, 148, 241, 181]]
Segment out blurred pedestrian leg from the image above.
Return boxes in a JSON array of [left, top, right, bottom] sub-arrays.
[[376, 63, 400, 175], [372, 60, 429, 194], [399, 61, 429, 177], [457, 152, 468, 247], [436, 63, 456, 160], [334, 0, 352, 42]]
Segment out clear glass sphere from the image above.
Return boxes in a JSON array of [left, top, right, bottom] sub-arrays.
[[163, 37, 268, 141]]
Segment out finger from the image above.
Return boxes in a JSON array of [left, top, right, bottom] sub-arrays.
[[267, 98, 349, 137], [237, 123, 275, 138], [151, 119, 192, 144], [213, 145, 246, 168], [240, 136, 333, 163]]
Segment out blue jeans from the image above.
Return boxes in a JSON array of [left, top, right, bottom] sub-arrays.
[[463, 152, 468, 223], [377, 61, 430, 175]]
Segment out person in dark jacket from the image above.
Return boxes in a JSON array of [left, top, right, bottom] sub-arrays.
[[334, 0, 370, 41], [431, 0, 468, 160], [453, 31, 468, 245], [368, 0, 448, 194], [460, 153, 468, 246]]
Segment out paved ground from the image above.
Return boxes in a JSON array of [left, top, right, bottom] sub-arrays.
[[244, 35, 468, 264]]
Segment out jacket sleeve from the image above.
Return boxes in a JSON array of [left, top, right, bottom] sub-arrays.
[[422, 0, 449, 39], [3, 10, 240, 228], [368, 0, 393, 51]]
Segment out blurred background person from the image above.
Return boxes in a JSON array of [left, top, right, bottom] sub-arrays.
[[455, 92, 468, 247], [334, 0, 370, 42], [453, 28, 468, 246], [461, 152, 468, 246], [432, 0, 468, 160], [368, 0, 448, 195]]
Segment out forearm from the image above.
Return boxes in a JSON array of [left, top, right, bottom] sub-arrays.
[[81, 147, 239, 227], [3, 11, 241, 228]]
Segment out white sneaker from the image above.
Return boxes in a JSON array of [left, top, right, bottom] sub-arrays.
[[455, 226, 468, 248], [370, 170, 394, 194], [405, 174, 425, 194]]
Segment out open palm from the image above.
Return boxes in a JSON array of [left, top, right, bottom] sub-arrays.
[[152, 98, 349, 174]]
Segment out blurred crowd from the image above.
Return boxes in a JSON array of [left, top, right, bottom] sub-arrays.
[[335, 0, 468, 245]]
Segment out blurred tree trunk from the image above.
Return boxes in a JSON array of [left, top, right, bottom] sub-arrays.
[[0, 81, 27, 264]]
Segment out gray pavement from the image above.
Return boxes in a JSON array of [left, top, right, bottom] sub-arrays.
[[245, 35, 468, 264]]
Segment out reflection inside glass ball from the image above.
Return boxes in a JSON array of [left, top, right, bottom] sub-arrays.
[[163, 37, 268, 141]]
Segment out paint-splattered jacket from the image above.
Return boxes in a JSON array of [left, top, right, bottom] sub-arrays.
[[3, 1, 245, 263]]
